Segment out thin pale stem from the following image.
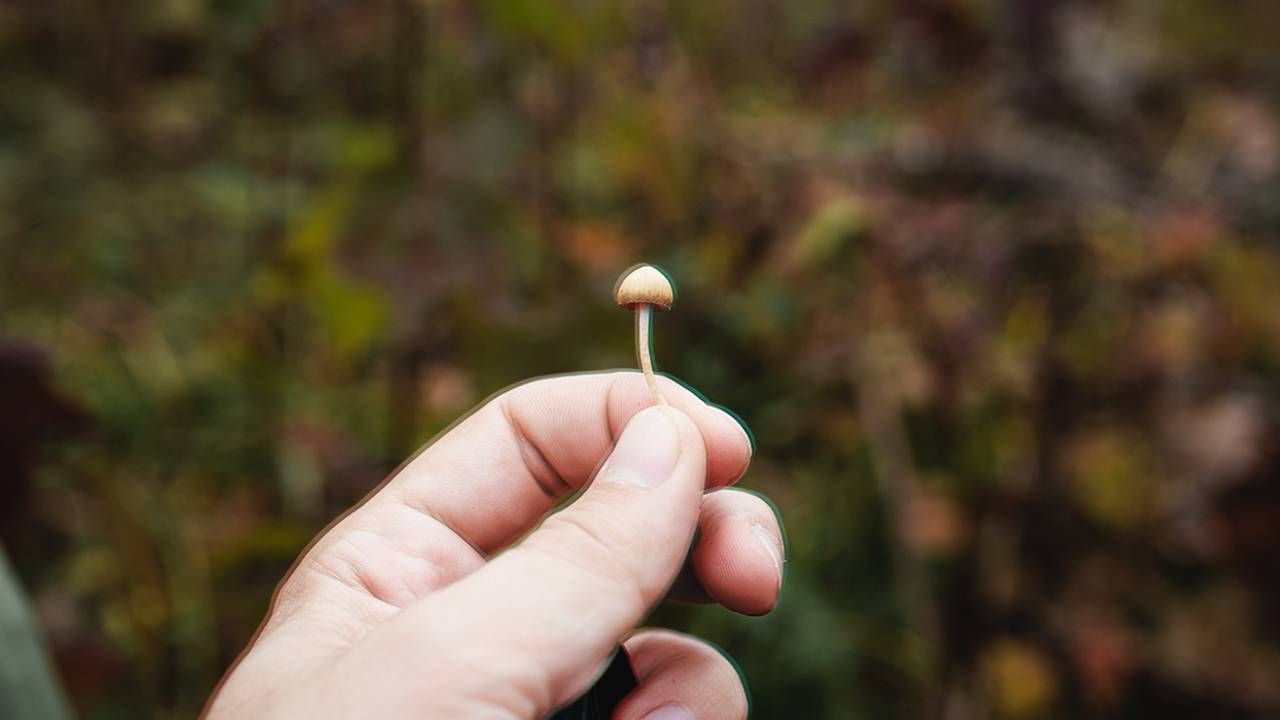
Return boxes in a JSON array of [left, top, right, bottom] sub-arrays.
[[635, 305, 668, 406]]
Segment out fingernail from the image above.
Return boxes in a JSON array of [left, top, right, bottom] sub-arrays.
[[713, 404, 755, 456], [641, 703, 695, 720], [751, 522, 784, 589], [600, 407, 680, 488]]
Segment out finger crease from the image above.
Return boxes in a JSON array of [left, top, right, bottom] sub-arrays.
[[501, 399, 572, 499], [603, 375, 622, 441], [397, 485, 489, 558]]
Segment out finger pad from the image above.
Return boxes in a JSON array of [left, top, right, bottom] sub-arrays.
[[692, 518, 779, 616]]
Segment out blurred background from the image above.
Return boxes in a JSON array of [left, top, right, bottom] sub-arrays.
[[3, 0, 1280, 717]]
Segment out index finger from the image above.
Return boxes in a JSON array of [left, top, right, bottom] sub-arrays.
[[375, 370, 752, 553]]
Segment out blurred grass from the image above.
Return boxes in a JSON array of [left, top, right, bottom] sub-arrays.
[[3, 1, 1280, 717]]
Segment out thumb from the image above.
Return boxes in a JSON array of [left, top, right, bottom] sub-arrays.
[[347, 406, 707, 716]]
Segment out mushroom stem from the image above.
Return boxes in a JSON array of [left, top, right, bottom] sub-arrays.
[[635, 304, 668, 406]]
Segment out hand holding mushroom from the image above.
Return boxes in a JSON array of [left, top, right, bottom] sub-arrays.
[[206, 268, 784, 720]]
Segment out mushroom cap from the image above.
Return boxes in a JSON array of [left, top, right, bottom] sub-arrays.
[[614, 264, 675, 310]]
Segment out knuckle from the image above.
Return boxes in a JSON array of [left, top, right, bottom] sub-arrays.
[[690, 639, 749, 720], [527, 511, 650, 609], [713, 653, 750, 719]]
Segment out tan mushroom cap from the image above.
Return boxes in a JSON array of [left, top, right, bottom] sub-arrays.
[[614, 264, 675, 310]]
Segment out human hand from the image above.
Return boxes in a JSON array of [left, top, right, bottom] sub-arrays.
[[206, 372, 784, 719]]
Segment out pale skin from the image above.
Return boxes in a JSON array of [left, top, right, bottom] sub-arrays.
[[205, 371, 785, 719]]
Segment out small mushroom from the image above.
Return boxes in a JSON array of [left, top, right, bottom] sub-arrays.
[[614, 264, 675, 406]]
